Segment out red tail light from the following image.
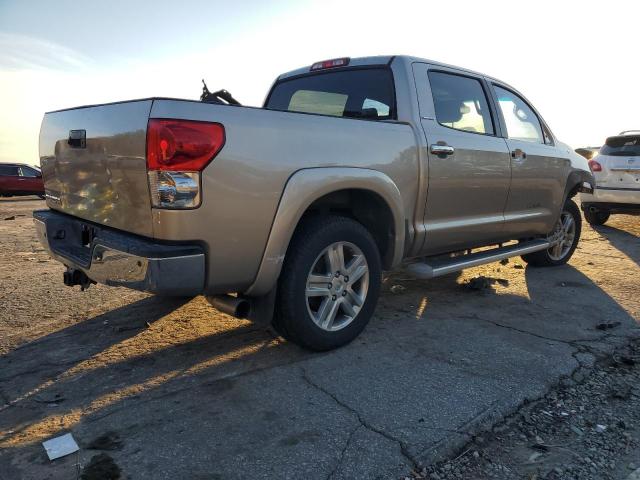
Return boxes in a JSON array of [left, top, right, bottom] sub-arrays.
[[588, 159, 602, 172], [147, 119, 225, 171]]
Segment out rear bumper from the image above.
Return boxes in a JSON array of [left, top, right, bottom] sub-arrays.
[[33, 209, 205, 296], [580, 187, 640, 210]]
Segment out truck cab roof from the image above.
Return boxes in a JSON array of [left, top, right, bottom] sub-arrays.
[[277, 55, 505, 86]]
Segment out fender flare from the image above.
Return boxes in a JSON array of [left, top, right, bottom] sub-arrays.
[[244, 167, 405, 296], [563, 168, 595, 201]]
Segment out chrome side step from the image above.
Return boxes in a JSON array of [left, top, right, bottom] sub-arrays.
[[406, 239, 550, 279]]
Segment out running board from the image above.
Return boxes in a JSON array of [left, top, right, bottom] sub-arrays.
[[406, 239, 551, 279]]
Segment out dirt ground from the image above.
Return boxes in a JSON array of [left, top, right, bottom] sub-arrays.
[[0, 196, 638, 480]]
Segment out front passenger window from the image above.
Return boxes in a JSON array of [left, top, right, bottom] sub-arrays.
[[494, 86, 544, 143], [428, 71, 494, 135]]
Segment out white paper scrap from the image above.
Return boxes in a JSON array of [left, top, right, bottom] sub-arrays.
[[42, 433, 79, 460]]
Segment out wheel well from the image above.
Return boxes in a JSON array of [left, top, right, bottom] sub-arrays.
[[299, 189, 395, 268], [565, 170, 594, 201], [567, 182, 582, 199]]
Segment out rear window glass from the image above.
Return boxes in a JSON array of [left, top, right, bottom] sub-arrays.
[[600, 135, 640, 156], [266, 68, 395, 120]]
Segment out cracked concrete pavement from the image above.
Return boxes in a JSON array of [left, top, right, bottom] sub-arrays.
[[0, 197, 638, 479]]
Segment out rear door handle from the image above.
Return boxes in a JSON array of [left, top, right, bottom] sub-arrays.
[[430, 144, 455, 156], [511, 149, 527, 160]]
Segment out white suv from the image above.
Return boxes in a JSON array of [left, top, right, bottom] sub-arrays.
[[581, 131, 640, 225]]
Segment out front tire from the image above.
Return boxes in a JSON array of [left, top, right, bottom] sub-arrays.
[[273, 215, 382, 351], [522, 199, 581, 267], [584, 207, 610, 226]]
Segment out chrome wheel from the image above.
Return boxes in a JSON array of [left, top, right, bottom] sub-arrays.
[[548, 211, 576, 261], [305, 241, 369, 332]]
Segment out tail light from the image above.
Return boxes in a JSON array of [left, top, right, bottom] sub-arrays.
[[588, 159, 602, 172], [146, 119, 225, 209]]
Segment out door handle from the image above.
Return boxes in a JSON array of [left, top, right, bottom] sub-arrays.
[[511, 149, 527, 160], [430, 144, 455, 156]]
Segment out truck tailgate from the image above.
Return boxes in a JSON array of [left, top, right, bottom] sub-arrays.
[[39, 99, 154, 237]]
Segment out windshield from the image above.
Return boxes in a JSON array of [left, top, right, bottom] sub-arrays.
[[265, 68, 395, 120], [600, 135, 640, 156]]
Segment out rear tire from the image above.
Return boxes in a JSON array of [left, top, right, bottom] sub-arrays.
[[584, 207, 610, 226], [522, 199, 581, 267], [273, 215, 382, 351]]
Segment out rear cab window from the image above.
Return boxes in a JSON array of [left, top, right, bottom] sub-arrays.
[[600, 135, 640, 156], [265, 68, 395, 120]]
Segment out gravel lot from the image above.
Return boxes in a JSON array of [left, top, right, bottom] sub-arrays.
[[0, 197, 638, 480]]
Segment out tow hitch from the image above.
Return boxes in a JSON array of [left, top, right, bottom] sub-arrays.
[[63, 268, 95, 291]]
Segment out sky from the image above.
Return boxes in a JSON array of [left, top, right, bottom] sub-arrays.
[[0, 0, 638, 165]]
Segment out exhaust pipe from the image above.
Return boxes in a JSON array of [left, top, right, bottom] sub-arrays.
[[208, 294, 251, 319]]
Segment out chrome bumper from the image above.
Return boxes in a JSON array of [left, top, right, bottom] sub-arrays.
[[33, 210, 205, 296]]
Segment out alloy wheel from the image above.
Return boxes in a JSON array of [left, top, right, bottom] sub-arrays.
[[548, 211, 576, 261], [305, 241, 369, 332]]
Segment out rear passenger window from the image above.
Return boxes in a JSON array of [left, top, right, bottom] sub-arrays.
[[428, 71, 494, 135], [493, 86, 544, 143]]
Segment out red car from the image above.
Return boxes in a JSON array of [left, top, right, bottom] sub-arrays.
[[0, 163, 45, 198]]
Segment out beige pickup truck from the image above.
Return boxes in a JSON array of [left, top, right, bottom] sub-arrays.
[[34, 55, 594, 350]]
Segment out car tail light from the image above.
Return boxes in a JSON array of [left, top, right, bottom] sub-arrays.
[[146, 119, 225, 209], [310, 57, 350, 71], [147, 119, 224, 171], [588, 159, 602, 172]]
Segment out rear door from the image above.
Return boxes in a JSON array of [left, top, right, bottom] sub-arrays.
[[0, 165, 21, 193], [490, 84, 570, 237], [412, 64, 511, 254]]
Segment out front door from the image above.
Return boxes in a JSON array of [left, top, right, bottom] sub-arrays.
[[490, 84, 570, 237], [412, 64, 512, 255]]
